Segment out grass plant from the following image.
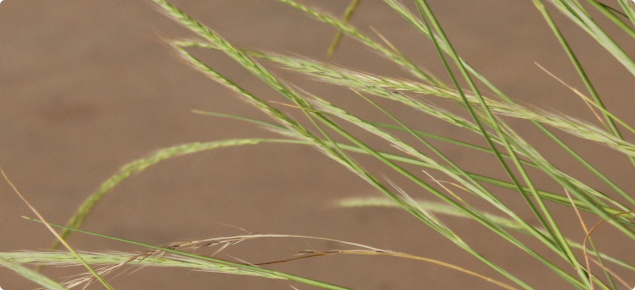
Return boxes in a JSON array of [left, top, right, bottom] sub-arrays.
[[3, 0, 635, 289]]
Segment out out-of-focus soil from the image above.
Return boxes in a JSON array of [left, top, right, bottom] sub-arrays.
[[1, 1, 635, 289]]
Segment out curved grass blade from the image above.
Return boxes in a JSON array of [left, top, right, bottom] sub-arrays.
[[53, 139, 308, 250]]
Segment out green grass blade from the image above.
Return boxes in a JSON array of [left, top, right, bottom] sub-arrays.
[[587, 237, 618, 290], [535, 0, 619, 134], [192, 111, 288, 130], [0, 258, 67, 290], [615, 0, 635, 31], [584, 0, 635, 39], [326, 0, 362, 58], [594, 1, 629, 18]]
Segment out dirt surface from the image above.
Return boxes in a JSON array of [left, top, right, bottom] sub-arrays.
[[1, 1, 635, 289]]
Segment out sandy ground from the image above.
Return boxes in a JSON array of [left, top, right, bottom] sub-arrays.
[[1, 0, 635, 289]]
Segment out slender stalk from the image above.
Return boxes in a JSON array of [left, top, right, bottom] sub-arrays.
[[326, 0, 362, 57], [584, 0, 635, 39], [27, 219, 352, 290]]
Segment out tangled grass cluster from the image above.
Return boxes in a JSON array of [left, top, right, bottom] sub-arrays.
[[4, 0, 635, 289]]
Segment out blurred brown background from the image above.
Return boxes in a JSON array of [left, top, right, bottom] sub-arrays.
[[1, 0, 635, 289]]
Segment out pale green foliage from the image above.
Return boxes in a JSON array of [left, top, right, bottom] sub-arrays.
[[4, 0, 635, 289], [0, 258, 67, 290]]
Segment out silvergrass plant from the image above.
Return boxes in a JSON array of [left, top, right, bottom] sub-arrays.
[[5, 0, 635, 289]]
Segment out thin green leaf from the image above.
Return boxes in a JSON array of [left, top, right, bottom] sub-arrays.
[[0, 258, 67, 290], [326, 0, 362, 58], [584, 0, 635, 39], [615, 0, 635, 32]]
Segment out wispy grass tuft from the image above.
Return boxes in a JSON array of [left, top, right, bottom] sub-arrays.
[[7, 0, 635, 289]]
